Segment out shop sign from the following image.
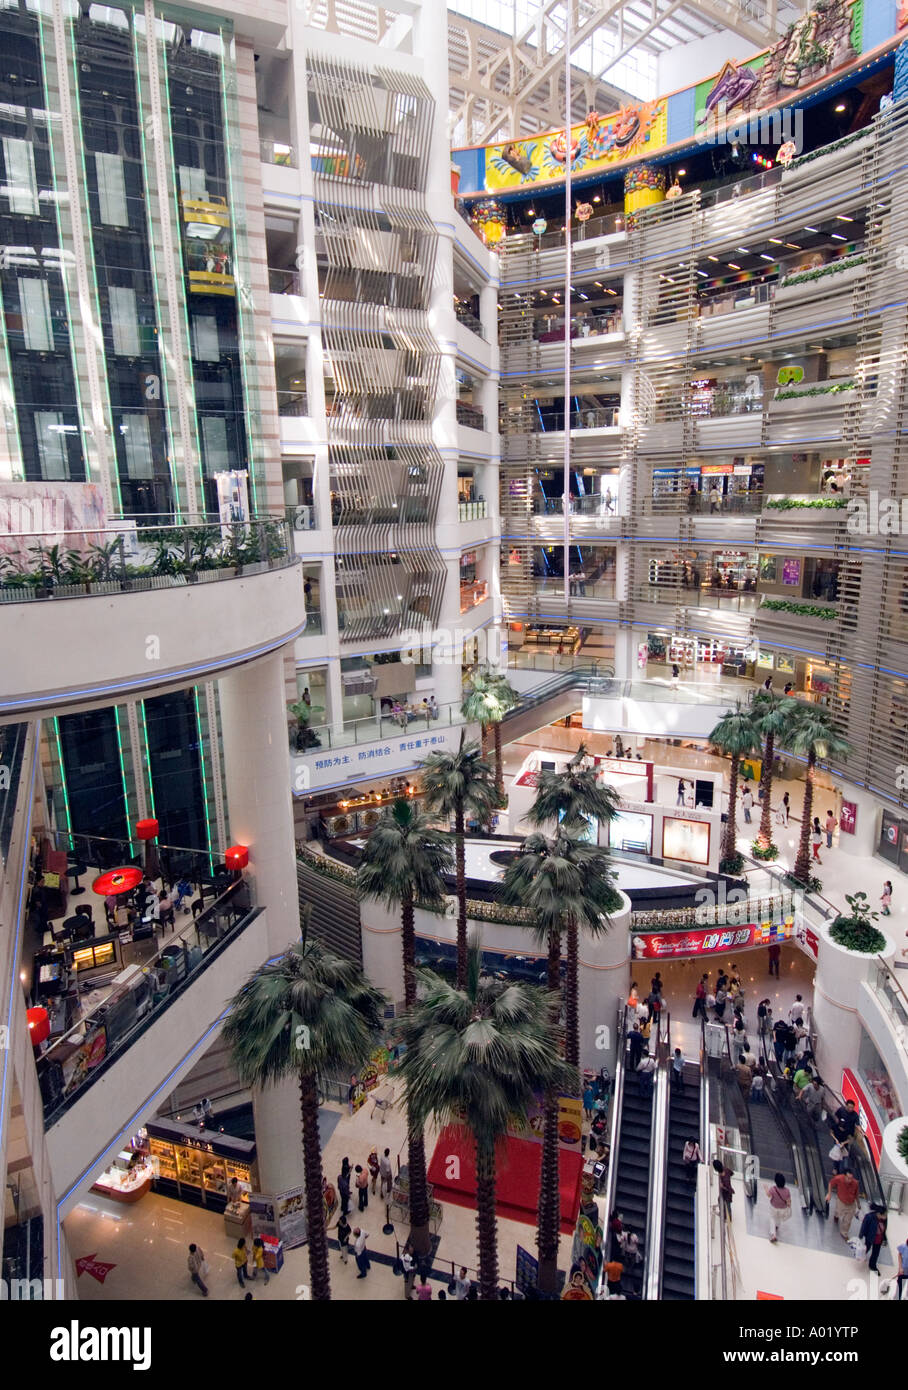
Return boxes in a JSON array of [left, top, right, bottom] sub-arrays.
[[841, 1068, 883, 1164], [631, 919, 794, 959], [794, 916, 818, 960], [840, 800, 857, 835]]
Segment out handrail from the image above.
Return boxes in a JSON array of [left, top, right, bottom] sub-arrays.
[[597, 1003, 626, 1297], [644, 1012, 670, 1300], [500, 665, 615, 720]]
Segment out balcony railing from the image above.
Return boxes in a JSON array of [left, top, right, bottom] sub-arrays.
[[533, 494, 618, 517], [277, 390, 309, 417], [460, 579, 489, 612], [269, 267, 302, 295], [652, 391, 763, 424], [459, 500, 488, 521], [868, 960, 908, 1074], [39, 880, 258, 1125], [293, 697, 469, 753], [455, 307, 486, 340], [533, 313, 622, 342], [636, 584, 760, 613], [456, 401, 486, 430], [0, 519, 294, 604], [530, 407, 619, 432]]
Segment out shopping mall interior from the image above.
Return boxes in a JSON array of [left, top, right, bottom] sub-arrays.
[[3, 0, 908, 1332]]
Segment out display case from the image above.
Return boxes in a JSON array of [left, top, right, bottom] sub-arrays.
[[145, 1118, 258, 1210]]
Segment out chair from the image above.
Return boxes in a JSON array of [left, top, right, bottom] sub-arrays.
[[75, 904, 93, 923]]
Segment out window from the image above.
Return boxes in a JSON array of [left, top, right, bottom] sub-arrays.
[[94, 151, 128, 226]]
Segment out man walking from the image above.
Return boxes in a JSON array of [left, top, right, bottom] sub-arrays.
[[741, 786, 754, 824], [826, 1169, 860, 1240], [671, 1048, 684, 1092], [353, 1227, 370, 1279], [638, 1050, 656, 1098], [379, 1147, 394, 1200], [355, 1163, 369, 1211], [628, 1022, 644, 1071], [825, 809, 837, 849], [767, 942, 781, 978], [187, 1243, 208, 1296]]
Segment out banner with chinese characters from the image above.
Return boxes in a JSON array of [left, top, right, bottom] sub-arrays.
[[631, 918, 794, 959]]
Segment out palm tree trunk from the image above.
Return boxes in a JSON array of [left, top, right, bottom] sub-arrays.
[[401, 891, 432, 1255], [299, 1069, 331, 1300], [564, 918, 580, 1073], [757, 731, 775, 850], [793, 749, 816, 884], [721, 756, 740, 866], [401, 892, 416, 1007], [493, 719, 504, 799], [537, 925, 562, 1295], [475, 1135, 499, 1300], [455, 807, 468, 989]]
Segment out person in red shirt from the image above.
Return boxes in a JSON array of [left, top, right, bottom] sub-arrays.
[[604, 1259, 623, 1295], [826, 1170, 860, 1239], [767, 943, 781, 978]]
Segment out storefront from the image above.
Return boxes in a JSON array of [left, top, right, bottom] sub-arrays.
[[144, 1117, 258, 1213]]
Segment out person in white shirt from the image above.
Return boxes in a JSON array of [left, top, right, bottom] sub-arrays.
[[353, 1228, 370, 1278], [788, 995, 809, 1028], [741, 787, 754, 823], [454, 1267, 471, 1300], [401, 1247, 416, 1299]]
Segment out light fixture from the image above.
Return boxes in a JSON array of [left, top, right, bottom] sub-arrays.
[[759, 254, 775, 261], [769, 237, 783, 244], [736, 247, 751, 253], [593, 194, 601, 203], [834, 102, 846, 113], [728, 263, 741, 270], [707, 255, 719, 262], [225, 844, 249, 871], [836, 214, 853, 222], [831, 233, 847, 241], [803, 226, 819, 233], [784, 242, 801, 249]]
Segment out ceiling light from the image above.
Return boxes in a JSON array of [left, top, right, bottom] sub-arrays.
[[677, 168, 686, 176], [759, 254, 775, 261], [836, 214, 853, 222], [834, 103, 846, 113], [707, 255, 719, 262], [803, 226, 819, 233], [736, 247, 751, 253], [593, 195, 601, 203], [527, 208, 534, 215], [728, 263, 741, 270], [696, 270, 708, 277], [831, 233, 847, 241], [785, 242, 801, 249], [769, 238, 783, 244]]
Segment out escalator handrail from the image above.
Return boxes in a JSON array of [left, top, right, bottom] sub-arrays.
[[761, 1061, 814, 1213], [646, 1011, 671, 1300], [819, 1080, 886, 1209], [597, 1004, 627, 1296]]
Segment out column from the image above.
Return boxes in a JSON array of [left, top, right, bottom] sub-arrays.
[[813, 920, 896, 1087], [218, 650, 299, 953]]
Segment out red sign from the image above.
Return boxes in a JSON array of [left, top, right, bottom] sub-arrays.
[[632, 919, 794, 959], [841, 1068, 883, 1164], [76, 1253, 117, 1284], [795, 920, 819, 960], [840, 800, 857, 835]]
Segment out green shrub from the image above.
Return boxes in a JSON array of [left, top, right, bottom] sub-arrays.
[[829, 892, 887, 954]]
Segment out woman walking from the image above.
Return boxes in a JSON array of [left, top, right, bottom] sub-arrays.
[[811, 817, 823, 864], [765, 1173, 792, 1243], [881, 880, 892, 917]]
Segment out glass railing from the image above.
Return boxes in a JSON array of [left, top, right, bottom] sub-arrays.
[[293, 698, 468, 753], [534, 576, 616, 600], [260, 140, 295, 167], [269, 267, 302, 295], [0, 519, 294, 603], [868, 961, 908, 1070], [458, 500, 487, 521], [303, 608, 323, 634], [531, 407, 619, 431], [283, 501, 318, 531], [636, 585, 759, 613], [532, 314, 622, 342], [532, 495, 619, 517], [455, 308, 486, 339], [39, 879, 258, 1125], [277, 390, 309, 417], [456, 401, 486, 430], [460, 580, 489, 612], [694, 282, 775, 320], [644, 493, 764, 517], [652, 392, 763, 423]]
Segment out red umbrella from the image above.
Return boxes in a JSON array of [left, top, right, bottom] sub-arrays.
[[92, 866, 143, 897]]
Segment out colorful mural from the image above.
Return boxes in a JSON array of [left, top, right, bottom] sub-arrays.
[[453, 0, 897, 201], [483, 98, 666, 193]]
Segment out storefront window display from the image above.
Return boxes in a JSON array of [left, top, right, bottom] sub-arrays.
[[662, 816, 710, 865], [857, 1034, 901, 1125], [608, 809, 654, 855]]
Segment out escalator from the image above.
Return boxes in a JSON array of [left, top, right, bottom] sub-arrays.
[[661, 1060, 700, 1299], [611, 1060, 653, 1294]]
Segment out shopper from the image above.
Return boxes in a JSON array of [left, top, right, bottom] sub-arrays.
[[413, 1275, 433, 1301], [773, 1017, 789, 1067], [788, 994, 807, 1027], [897, 1235, 908, 1302], [251, 1237, 270, 1285], [714, 982, 728, 1021], [713, 1159, 734, 1212], [757, 998, 772, 1035], [693, 974, 708, 1021], [881, 880, 893, 916], [709, 484, 721, 513], [826, 1169, 860, 1240], [860, 1206, 888, 1273], [750, 1066, 766, 1104], [677, 778, 686, 806], [379, 1147, 393, 1199], [337, 1212, 352, 1264], [454, 1266, 471, 1300], [811, 817, 823, 864], [639, 1014, 652, 1044], [741, 785, 754, 824], [583, 1082, 596, 1120], [830, 1098, 860, 1146], [736, 1055, 753, 1099], [767, 942, 781, 978], [352, 1227, 370, 1278], [637, 1049, 656, 1098], [187, 1243, 209, 1297], [401, 1244, 416, 1298], [671, 1047, 684, 1092], [367, 1148, 380, 1195], [824, 809, 837, 848], [766, 1173, 792, 1243], [338, 1158, 351, 1216], [232, 1237, 249, 1287], [604, 1258, 624, 1296], [682, 1138, 702, 1184], [355, 1163, 369, 1211], [628, 1022, 644, 1070]]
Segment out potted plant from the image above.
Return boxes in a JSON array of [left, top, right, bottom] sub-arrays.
[[828, 892, 888, 954]]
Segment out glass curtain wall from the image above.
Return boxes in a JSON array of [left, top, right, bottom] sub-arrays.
[[0, 6, 85, 482]]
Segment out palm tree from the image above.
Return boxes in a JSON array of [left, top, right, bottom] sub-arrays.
[[461, 663, 519, 798], [525, 741, 622, 838], [783, 703, 851, 885], [500, 829, 618, 1293], [419, 731, 496, 988], [222, 924, 385, 1302], [357, 799, 453, 1253], [750, 692, 797, 858], [399, 941, 573, 1299], [708, 706, 762, 872]]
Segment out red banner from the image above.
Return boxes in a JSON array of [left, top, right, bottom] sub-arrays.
[[632, 919, 794, 959], [841, 1068, 883, 1164], [840, 800, 857, 835]]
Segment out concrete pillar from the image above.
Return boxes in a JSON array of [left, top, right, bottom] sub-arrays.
[[325, 658, 345, 738], [252, 1078, 307, 1195], [579, 896, 632, 1074], [479, 282, 498, 339], [219, 650, 299, 953]]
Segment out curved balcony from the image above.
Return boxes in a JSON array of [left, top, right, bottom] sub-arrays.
[[0, 522, 304, 719]]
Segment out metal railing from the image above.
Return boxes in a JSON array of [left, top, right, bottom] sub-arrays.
[[532, 314, 622, 342], [277, 389, 309, 417], [454, 307, 486, 340], [868, 959, 908, 1073], [458, 500, 487, 521], [40, 880, 258, 1125], [294, 697, 468, 753], [636, 585, 760, 614], [0, 518, 295, 604], [532, 494, 618, 517], [530, 407, 619, 432], [260, 139, 295, 167]]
